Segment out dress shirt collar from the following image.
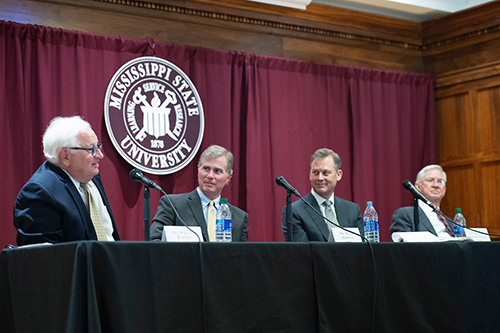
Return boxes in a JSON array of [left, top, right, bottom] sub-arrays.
[[419, 200, 435, 214], [311, 189, 335, 208], [60, 168, 90, 192], [196, 187, 220, 208]]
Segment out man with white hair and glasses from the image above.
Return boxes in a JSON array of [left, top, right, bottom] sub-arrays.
[[14, 116, 120, 245], [390, 164, 454, 238]]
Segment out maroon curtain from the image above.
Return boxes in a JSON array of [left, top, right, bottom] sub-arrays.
[[0, 21, 436, 247]]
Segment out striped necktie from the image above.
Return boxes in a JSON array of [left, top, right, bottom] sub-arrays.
[[323, 200, 339, 229], [81, 183, 107, 241], [436, 208, 454, 237]]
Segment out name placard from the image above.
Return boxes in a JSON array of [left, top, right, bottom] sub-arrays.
[[161, 226, 204, 242], [464, 228, 491, 242], [328, 227, 363, 243], [391, 231, 439, 242]]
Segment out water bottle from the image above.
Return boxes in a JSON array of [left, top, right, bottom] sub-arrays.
[[453, 208, 466, 238], [363, 201, 379, 242], [216, 198, 232, 242]]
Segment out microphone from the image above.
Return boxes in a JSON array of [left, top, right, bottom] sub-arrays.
[[402, 180, 435, 210], [275, 176, 301, 197], [299, 196, 368, 242], [130, 169, 162, 192]]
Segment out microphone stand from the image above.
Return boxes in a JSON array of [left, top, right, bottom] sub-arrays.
[[143, 185, 151, 241], [413, 197, 419, 232], [286, 191, 293, 242]]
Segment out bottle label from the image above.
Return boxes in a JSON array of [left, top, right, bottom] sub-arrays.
[[216, 218, 232, 242]]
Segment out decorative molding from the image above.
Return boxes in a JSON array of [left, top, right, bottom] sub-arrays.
[[94, 0, 500, 52], [435, 60, 500, 89], [93, 0, 422, 50], [424, 24, 500, 50]]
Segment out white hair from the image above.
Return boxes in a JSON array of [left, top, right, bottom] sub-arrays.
[[43, 116, 91, 164], [415, 164, 447, 184]]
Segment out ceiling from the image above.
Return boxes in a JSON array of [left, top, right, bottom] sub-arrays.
[[312, 0, 496, 21]]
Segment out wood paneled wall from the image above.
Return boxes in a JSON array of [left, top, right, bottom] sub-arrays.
[[3, 0, 500, 237], [433, 64, 500, 237], [424, 2, 500, 238]]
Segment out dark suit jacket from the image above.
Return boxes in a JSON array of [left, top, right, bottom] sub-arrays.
[[390, 206, 452, 238], [281, 192, 363, 242], [13, 161, 120, 245], [150, 189, 248, 242]]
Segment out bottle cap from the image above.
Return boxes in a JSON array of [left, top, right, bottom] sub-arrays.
[[455, 208, 461, 213], [220, 198, 228, 204], [367, 201, 373, 206]]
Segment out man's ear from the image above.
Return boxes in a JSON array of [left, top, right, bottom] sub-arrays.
[[225, 172, 233, 187], [336, 169, 343, 181], [58, 148, 71, 167]]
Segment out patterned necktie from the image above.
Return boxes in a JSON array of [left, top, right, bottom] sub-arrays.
[[81, 183, 107, 241], [323, 200, 339, 229], [207, 200, 216, 242], [436, 208, 454, 237]]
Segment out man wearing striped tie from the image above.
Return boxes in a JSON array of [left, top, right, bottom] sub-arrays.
[[281, 148, 363, 242], [14, 116, 120, 245], [390, 165, 454, 239]]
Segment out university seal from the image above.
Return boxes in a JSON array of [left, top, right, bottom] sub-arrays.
[[104, 56, 204, 175]]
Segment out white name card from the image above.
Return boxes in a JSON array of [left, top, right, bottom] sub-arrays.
[[328, 227, 363, 243], [464, 228, 491, 242], [391, 231, 440, 242], [161, 226, 204, 242]]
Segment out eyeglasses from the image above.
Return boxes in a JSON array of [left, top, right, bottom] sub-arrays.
[[66, 143, 103, 157], [422, 178, 445, 186]]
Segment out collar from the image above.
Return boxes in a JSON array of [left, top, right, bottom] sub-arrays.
[[60, 168, 88, 190], [311, 189, 335, 207], [419, 200, 437, 214], [196, 187, 221, 208]]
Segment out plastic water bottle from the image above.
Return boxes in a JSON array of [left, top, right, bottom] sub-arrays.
[[363, 201, 379, 242], [453, 208, 466, 238], [216, 198, 232, 242]]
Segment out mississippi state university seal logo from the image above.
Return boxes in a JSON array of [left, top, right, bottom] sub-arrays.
[[104, 57, 204, 175]]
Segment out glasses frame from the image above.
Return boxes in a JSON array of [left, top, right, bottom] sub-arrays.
[[66, 143, 103, 157], [422, 178, 446, 187]]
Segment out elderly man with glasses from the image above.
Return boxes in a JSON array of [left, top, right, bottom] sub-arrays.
[[390, 164, 454, 239], [14, 116, 120, 245]]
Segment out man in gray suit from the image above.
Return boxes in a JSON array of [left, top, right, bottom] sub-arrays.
[[150, 145, 248, 242], [281, 148, 363, 242], [390, 164, 454, 238]]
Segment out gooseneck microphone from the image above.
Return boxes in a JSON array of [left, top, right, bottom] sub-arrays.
[[275, 176, 301, 197], [402, 180, 436, 210], [130, 169, 162, 192]]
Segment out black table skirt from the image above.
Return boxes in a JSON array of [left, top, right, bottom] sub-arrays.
[[1, 241, 499, 332]]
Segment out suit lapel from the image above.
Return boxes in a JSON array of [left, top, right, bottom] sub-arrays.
[[47, 162, 96, 240], [334, 197, 347, 227], [419, 208, 437, 235], [187, 190, 209, 240], [304, 193, 329, 241]]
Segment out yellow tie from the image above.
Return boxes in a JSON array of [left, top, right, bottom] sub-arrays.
[[81, 183, 107, 241], [207, 200, 216, 242]]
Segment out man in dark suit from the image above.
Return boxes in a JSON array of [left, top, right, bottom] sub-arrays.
[[150, 145, 248, 242], [390, 165, 454, 238], [14, 116, 120, 245], [281, 148, 363, 242]]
